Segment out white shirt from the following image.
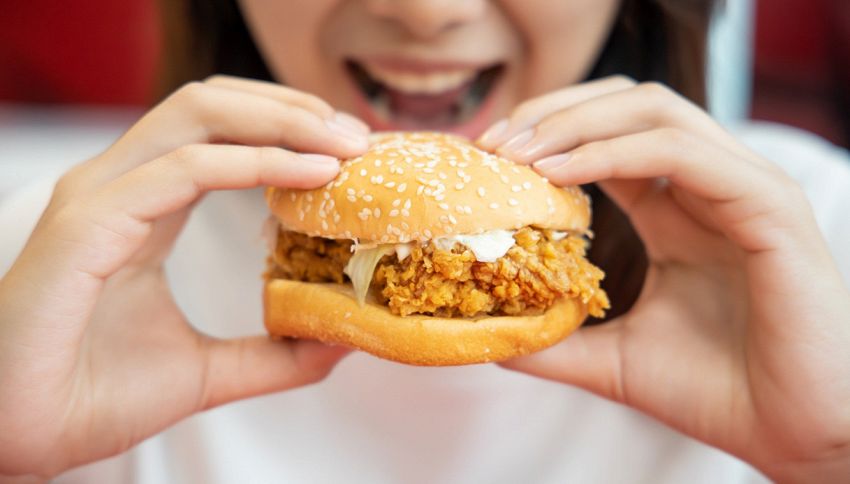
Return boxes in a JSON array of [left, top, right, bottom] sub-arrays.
[[2, 109, 848, 484]]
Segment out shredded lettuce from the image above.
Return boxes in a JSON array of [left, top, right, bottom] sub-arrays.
[[343, 246, 394, 306]]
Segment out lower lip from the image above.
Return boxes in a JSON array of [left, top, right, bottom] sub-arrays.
[[348, 72, 503, 140]]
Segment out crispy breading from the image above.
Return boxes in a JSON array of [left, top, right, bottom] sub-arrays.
[[268, 227, 608, 318]]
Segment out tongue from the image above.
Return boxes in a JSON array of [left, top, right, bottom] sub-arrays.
[[387, 82, 472, 120]]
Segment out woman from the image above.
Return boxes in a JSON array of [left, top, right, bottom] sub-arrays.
[[1, 0, 849, 482]]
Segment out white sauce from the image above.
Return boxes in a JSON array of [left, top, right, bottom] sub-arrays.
[[550, 230, 568, 241], [433, 229, 517, 262]]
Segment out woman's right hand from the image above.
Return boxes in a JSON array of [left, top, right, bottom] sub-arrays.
[[0, 76, 369, 480]]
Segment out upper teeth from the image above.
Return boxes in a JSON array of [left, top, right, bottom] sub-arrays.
[[363, 64, 477, 95]]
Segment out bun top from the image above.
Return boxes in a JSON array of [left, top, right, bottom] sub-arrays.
[[267, 132, 590, 243]]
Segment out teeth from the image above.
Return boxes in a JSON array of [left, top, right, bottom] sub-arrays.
[[362, 64, 477, 95]]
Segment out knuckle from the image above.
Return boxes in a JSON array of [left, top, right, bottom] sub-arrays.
[[511, 98, 540, 122], [637, 81, 675, 99], [170, 81, 208, 106], [655, 126, 692, 146], [203, 74, 231, 84], [606, 74, 638, 88], [167, 143, 206, 168]]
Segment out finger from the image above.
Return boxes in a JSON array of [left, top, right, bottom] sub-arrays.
[[495, 82, 766, 167], [57, 83, 366, 199], [1, 144, 341, 353], [500, 321, 627, 404], [199, 336, 352, 410], [204, 75, 371, 134], [204, 75, 337, 119], [16, 144, 338, 308], [120, 82, 367, 162], [532, 128, 805, 253], [476, 75, 636, 149]]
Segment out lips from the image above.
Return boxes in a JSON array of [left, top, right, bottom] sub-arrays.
[[345, 58, 504, 138]]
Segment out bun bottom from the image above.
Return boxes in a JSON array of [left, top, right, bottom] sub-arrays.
[[264, 279, 588, 366]]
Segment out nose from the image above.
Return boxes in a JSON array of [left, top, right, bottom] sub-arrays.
[[365, 0, 486, 39]]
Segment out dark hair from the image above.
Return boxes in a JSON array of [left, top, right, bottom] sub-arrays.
[[158, 0, 716, 320]]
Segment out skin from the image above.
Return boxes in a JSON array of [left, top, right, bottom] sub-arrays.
[[0, 0, 848, 482]]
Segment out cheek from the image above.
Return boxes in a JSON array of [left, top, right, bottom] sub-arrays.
[[238, 0, 340, 90], [499, 0, 620, 97]]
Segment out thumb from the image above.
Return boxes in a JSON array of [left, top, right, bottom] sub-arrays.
[[499, 320, 628, 403], [198, 335, 352, 411]]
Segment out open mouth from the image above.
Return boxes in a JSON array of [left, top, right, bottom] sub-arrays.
[[345, 59, 504, 132]]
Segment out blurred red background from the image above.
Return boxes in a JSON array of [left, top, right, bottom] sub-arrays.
[[1, 0, 848, 147]]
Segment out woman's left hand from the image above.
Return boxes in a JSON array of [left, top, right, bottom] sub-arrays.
[[477, 77, 850, 483]]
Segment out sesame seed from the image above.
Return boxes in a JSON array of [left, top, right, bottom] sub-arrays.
[[392, 199, 401, 207], [541, 177, 549, 184], [289, 192, 296, 202], [347, 188, 356, 196], [435, 194, 445, 201], [508, 198, 519, 206], [511, 166, 521, 174], [321, 220, 328, 230], [374, 208, 381, 218], [389, 209, 399, 217], [306, 193, 313, 202], [489, 202, 499, 209], [358, 208, 371, 220], [397, 167, 404, 174], [438, 172, 447, 180], [363, 194, 373, 202], [464, 206, 473, 214], [323, 191, 331, 200], [375, 175, 384, 184], [401, 209, 410, 217], [439, 203, 449, 210], [404, 200, 411, 209], [477, 187, 486, 197], [424, 229, 433, 238], [500, 175, 509, 184], [448, 214, 458, 224], [522, 181, 532, 190], [455, 183, 465, 190], [397, 183, 407, 193], [374, 159, 382, 167], [347, 195, 356, 202], [385, 181, 396, 188], [360, 168, 367, 177], [299, 210, 305, 221], [428, 179, 439, 187], [455, 205, 465, 213], [512, 185, 522, 192], [333, 213, 341, 223], [439, 215, 449, 223], [423, 168, 434, 174]]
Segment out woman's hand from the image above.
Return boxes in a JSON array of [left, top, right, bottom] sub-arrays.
[[0, 76, 369, 480], [478, 76, 850, 483]]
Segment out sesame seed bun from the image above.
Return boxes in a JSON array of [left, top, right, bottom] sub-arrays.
[[264, 279, 587, 366], [266, 132, 591, 243]]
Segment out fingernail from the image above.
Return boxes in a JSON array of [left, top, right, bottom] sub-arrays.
[[325, 116, 367, 141], [477, 118, 509, 147], [500, 129, 535, 153], [533, 153, 572, 171], [334, 112, 370, 134], [300, 153, 339, 165]]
